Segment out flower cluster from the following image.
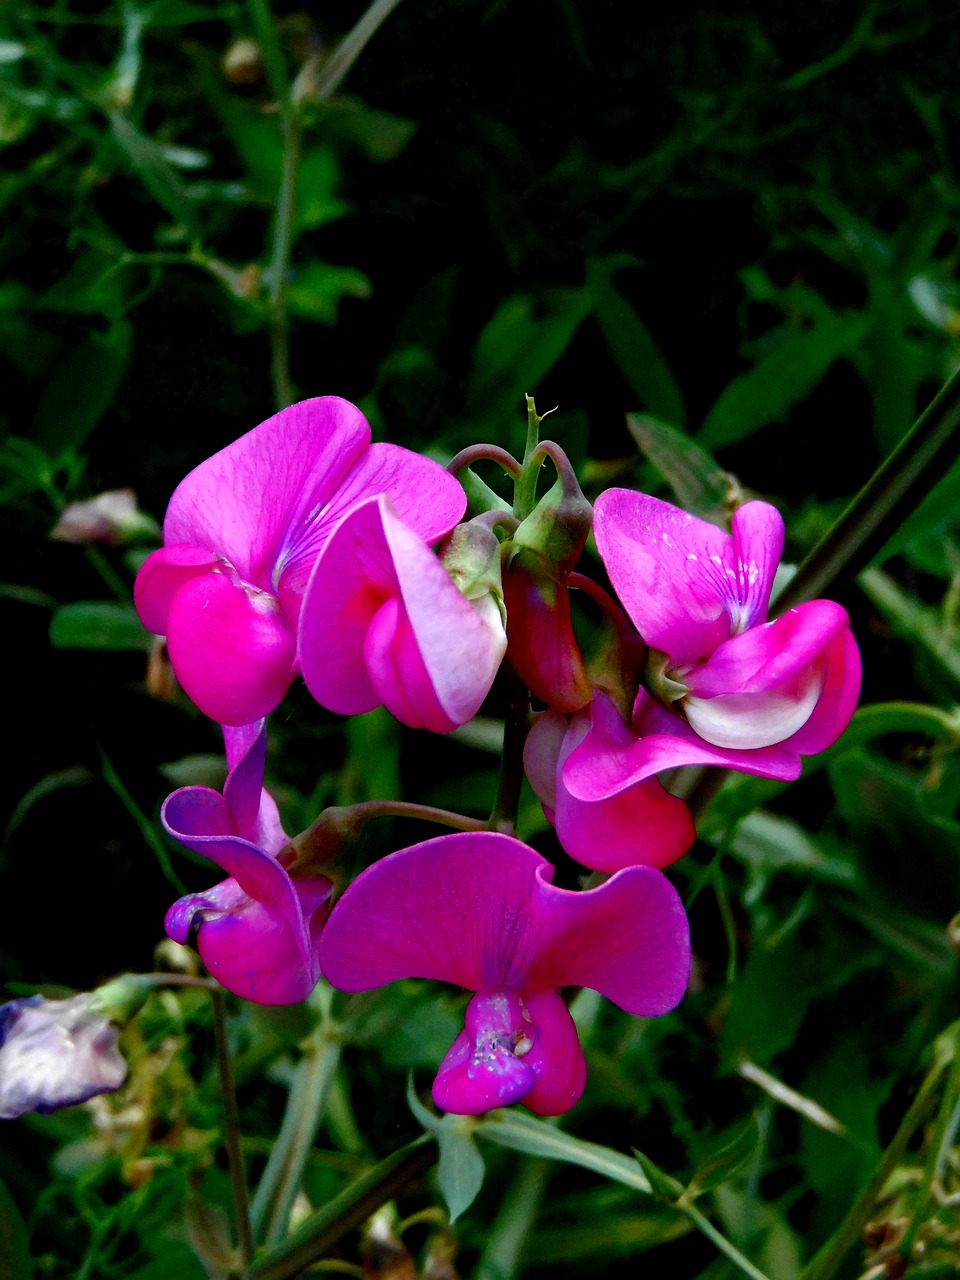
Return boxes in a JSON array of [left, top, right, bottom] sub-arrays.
[[133, 396, 860, 1118]]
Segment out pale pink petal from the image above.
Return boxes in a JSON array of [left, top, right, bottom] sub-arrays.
[[300, 496, 504, 730], [525, 865, 690, 1016], [523, 711, 567, 811], [165, 571, 297, 726], [319, 834, 548, 994], [593, 490, 736, 665], [134, 544, 219, 635], [683, 673, 824, 750]]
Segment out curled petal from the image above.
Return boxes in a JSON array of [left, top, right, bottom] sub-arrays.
[[165, 571, 297, 726], [320, 831, 690, 1018], [563, 691, 801, 801], [165, 876, 329, 1005], [432, 988, 585, 1117], [300, 496, 505, 731], [134, 544, 219, 636], [546, 699, 694, 871], [781, 624, 862, 755], [729, 501, 785, 631]]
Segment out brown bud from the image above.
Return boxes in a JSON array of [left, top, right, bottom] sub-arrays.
[[222, 38, 263, 86]]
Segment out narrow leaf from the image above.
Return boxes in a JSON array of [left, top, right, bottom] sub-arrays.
[[627, 413, 738, 522], [50, 601, 151, 652], [684, 1117, 760, 1200], [477, 1111, 653, 1194]]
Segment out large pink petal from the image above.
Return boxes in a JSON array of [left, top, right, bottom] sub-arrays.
[[165, 571, 297, 725], [134, 544, 219, 635], [594, 490, 736, 665], [515, 990, 587, 1116], [319, 834, 549, 993], [162, 398, 372, 587], [363, 597, 456, 732], [525, 865, 690, 1016]]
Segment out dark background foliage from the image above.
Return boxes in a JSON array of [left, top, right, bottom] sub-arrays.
[[3, 2, 960, 1277]]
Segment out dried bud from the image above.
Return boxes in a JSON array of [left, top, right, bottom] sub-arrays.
[[222, 38, 263, 86], [51, 489, 158, 547]]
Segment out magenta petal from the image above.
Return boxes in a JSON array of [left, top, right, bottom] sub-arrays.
[[729, 501, 785, 630], [432, 989, 538, 1114], [781, 624, 861, 755], [593, 490, 736, 665], [165, 571, 297, 725], [517, 990, 587, 1117], [134, 544, 219, 635], [162, 397, 372, 587], [165, 878, 328, 1005], [564, 692, 801, 799], [686, 601, 850, 697], [320, 833, 550, 993], [526, 865, 690, 1016]]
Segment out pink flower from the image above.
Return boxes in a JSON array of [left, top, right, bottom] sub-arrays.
[[164, 722, 331, 1005], [524, 693, 695, 872], [579, 491, 861, 787], [299, 495, 507, 733], [135, 398, 466, 725], [320, 832, 690, 1116]]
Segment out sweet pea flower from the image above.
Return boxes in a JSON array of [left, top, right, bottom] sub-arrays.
[[164, 721, 331, 1004], [320, 832, 690, 1116], [524, 694, 695, 872], [300, 495, 507, 733], [135, 397, 466, 725], [582, 491, 860, 783], [0, 993, 127, 1119]]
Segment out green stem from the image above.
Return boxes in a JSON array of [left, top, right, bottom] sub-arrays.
[[311, 0, 406, 102], [472, 1158, 548, 1280], [774, 363, 960, 613], [242, 1136, 437, 1280], [210, 989, 254, 1267], [800, 1041, 954, 1280], [514, 395, 546, 519], [488, 662, 531, 834], [344, 800, 488, 833], [683, 1204, 773, 1280], [251, 1027, 341, 1245]]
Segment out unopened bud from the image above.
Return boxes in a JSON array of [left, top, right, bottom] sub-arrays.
[[441, 514, 506, 617], [51, 489, 159, 547], [222, 38, 263, 86]]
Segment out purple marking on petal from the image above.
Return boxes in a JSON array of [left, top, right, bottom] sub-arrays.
[[729, 501, 784, 631]]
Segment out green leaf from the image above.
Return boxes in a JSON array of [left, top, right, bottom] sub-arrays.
[[699, 311, 869, 449], [626, 414, 737, 521], [407, 1079, 485, 1223], [466, 289, 592, 425], [631, 1150, 684, 1200], [108, 110, 200, 236], [287, 262, 371, 324], [591, 274, 686, 426], [477, 1111, 653, 1194], [684, 1118, 759, 1201], [33, 321, 132, 452], [50, 601, 150, 652], [0, 1177, 34, 1280]]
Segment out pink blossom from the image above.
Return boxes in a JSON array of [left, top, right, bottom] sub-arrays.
[[524, 693, 695, 872], [163, 722, 331, 1005], [299, 495, 507, 733], [575, 491, 861, 793], [135, 398, 466, 725], [320, 832, 690, 1115]]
